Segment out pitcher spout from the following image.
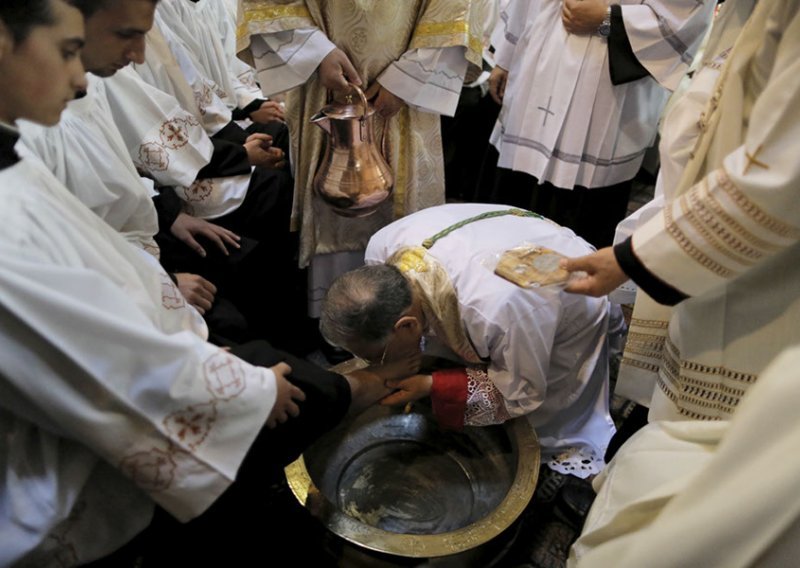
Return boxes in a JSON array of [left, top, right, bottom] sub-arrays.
[[310, 111, 331, 134]]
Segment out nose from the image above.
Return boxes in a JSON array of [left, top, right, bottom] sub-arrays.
[[71, 59, 88, 93], [126, 36, 147, 65]]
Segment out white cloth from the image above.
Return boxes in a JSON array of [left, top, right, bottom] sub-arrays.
[[366, 203, 614, 470], [0, 150, 276, 566], [247, 28, 468, 117], [17, 75, 160, 256], [490, 0, 714, 190], [157, 0, 263, 110], [619, 0, 800, 420], [137, 20, 233, 136], [103, 66, 252, 220], [570, 343, 800, 567]]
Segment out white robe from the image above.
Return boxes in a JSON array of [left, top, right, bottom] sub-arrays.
[[366, 203, 614, 474], [570, 344, 800, 567], [490, 0, 714, 190], [0, 146, 276, 566], [157, 0, 263, 111], [103, 66, 252, 220], [618, 0, 800, 421], [137, 20, 233, 136], [17, 75, 160, 256]]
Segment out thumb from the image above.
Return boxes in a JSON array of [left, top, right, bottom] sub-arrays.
[[380, 389, 414, 407], [272, 362, 292, 378]]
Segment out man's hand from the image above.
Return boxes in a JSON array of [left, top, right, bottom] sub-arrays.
[[171, 212, 241, 257], [175, 273, 217, 314], [562, 0, 608, 35], [244, 133, 286, 168], [365, 84, 404, 118], [249, 100, 285, 124], [380, 374, 433, 406], [319, 47, 362, 92], [267, 362, 306, 428], [561, 247, 628, 297], [488, 66, 509, 105]]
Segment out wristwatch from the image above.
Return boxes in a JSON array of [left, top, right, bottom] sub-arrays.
[[598, 5, 612, 37]]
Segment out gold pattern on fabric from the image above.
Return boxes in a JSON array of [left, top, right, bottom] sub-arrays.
[[665, 198, 733, 278], [717, 167, 800, 239], [700, 176, 782, 254], [658, 336, 759, 421], [678, 189, 757, 268], [240, 1, 315, 33], [387, 246, 483, 365], [412, 21, 483, 66]]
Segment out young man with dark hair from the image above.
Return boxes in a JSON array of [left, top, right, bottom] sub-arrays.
[[0, 2, 393, 564]]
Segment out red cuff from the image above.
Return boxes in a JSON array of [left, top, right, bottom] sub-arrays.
[[431, 368, 468, 431]]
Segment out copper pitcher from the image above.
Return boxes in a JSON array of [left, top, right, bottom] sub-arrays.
[[311, 84, 394, 217]]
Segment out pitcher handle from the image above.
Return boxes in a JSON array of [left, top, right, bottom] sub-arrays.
[[348, 82, 370, 119]]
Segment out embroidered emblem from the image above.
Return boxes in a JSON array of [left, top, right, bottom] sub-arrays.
[[138, 142, 170, 171], [184, 179, 214, 202], [159, 119, 191, 149], [161, 272, 187, 310], [743, 144, 769, 174], [395, 247, 430, 273], [164, 403, 218, 450], [195, 84, 213, 116], [204, 351, 248, 401], [120, 447, 177, 491]]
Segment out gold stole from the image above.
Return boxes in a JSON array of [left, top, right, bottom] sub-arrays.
[[387, 246, 483, 365]]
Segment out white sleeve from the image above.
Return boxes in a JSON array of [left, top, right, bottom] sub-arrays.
[[249, 28, 336, 96], [377, 46, 469, 117]]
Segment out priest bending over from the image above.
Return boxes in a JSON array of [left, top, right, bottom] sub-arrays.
[[321, 203, 621, 477]]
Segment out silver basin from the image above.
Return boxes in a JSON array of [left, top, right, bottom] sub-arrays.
[[285, 402, 540, 559]]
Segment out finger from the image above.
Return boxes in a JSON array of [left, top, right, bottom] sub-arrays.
[[196, 286, 215, 304], [184, 235, 207, 258], [290, 384, 306, 402], [202, 230, 230, 256], [380, 390, 414, 407], [277, 410, 289, 424], [193, 296, 213, 312], [202, 279, 218, 295], [341, 58, 362, 86], [273, 362, 292, 377], [287, 400, 301, 418], [563, 277, 602, 297], [267, 418, 277, 429], [218, 227, 241, 242], [561, 255, 594, 274], [364, 83, 380, 99]]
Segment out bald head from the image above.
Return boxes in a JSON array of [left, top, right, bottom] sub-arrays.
[[320, 265, 413, 349]]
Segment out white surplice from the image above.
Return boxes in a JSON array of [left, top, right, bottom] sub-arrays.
[[618, 0, 800, 421], [570, 344, 800, 568], [490, 0, 714, 190], [102, 66, 252, 220], [366, 203, 614, 474], [137, 20, 233, 136], [17, 75, 160, 256], [0, 143, 276, 566], [157, 0, 263, 111]]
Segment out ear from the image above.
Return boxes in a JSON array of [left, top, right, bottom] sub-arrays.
[[394, 315, 421, 336]]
